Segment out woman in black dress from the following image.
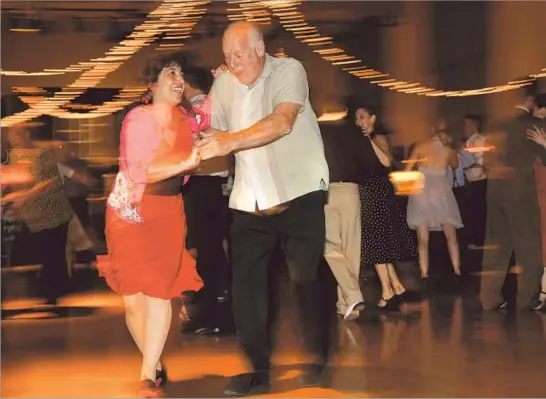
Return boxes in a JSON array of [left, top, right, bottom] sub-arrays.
[[355, 106, 417, 310]]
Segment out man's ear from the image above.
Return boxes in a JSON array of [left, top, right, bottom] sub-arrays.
[[256, 40, 265, 57]]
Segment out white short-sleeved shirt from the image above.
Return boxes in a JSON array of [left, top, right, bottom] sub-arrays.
[[209, 54, 329, 212], [464, 133, 487, 182]]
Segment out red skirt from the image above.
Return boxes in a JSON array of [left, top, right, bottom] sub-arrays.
[[97, 194, 203, 299]]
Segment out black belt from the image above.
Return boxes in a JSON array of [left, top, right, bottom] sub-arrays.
[[191, 175, 228, 182], [144, 182, 182, 196]]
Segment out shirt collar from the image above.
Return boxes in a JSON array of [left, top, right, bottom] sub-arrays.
[[190, 93, 206, 103], [515, 105, 530, 113], [467, 132, 481, 143]]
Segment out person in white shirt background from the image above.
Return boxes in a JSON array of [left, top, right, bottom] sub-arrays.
[[462, 114, 488, 248]]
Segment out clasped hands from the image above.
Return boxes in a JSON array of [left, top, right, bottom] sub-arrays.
[[185, 64, 233, 167], [183, 129, 233, 173]]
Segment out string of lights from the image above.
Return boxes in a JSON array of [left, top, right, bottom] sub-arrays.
[[265, 0, 545, 97], [227, 0, 272, 24], [4, 0, 546, 128], [0, 1, 208, 76], [2, 0, 210, 126]]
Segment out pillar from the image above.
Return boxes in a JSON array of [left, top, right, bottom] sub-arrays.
[[382, 2, 437, 152], [486, 1, 546, 118]]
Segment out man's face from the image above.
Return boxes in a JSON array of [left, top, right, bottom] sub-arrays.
[[534, 106, 546, 119], [223, 31, 265, 85], [183, 81, 197, 101]]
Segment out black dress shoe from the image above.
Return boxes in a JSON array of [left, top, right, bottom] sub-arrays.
[[194, 327, 220, 336], [155, 366, 167, 387], [223, 372, 270, 396], [298, 364, 328, 388]]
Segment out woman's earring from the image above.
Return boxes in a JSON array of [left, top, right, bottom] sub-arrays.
[[141, 88, 152, 105]]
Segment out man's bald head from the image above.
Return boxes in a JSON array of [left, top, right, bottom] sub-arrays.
[[224, 21, 264, 49], [222, 21, 266, 85]]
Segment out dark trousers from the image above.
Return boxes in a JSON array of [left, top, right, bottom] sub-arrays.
[[231, 191, 328, 371], [34, 222, 70, 301], [480, 196, 543, 310], [183, 176, 231, 326], [68, 197, 90, 229], [466, 179, 487, 246]]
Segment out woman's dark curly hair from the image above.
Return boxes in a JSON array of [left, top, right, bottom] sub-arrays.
[[139, 52, 194, 115], [352, 105, 388, 137]]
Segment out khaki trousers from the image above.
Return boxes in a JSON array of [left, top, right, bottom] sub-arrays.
[[324, 183, 363, 314]]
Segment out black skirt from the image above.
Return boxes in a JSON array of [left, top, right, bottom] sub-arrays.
[[359, 175, 417, 265]]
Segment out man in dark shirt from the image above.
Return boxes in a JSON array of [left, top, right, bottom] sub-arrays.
[[321, 122, 366, 320], [180, 66, 233, 336], [480, 91, 546, 311]]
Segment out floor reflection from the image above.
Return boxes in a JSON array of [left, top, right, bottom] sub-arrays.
[[1, 289, 545, 398]]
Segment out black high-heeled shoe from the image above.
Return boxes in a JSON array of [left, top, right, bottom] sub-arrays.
[[395, 290, 416, 303], [155, 365, 168, 387], [377, 296, 401, 311]]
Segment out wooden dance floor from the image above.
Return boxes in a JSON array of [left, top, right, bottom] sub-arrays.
[[2, 285, 546, 398]]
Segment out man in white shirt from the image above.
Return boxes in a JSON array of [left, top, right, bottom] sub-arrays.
[[463, 114, 487, 247], [197, 21, 330, 396]]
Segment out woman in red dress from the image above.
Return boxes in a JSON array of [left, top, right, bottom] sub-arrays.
[[97, 54, 207, 397]]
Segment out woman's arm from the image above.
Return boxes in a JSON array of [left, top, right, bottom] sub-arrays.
[[448, 148, 459, 169], [404, 144, 420, 171], [122, 107, 200, 184], [370, 134, 392, 167]]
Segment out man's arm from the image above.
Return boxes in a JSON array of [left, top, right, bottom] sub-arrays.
[[229, 102, 301, 152], [231, 61, 306, 152]]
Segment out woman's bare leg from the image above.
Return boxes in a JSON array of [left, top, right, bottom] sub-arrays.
[[386, 263, 406, 295], [375, 263, 395, 306], [141, 296, 172, 381], [123, 294, 163, 373], [416, 225, 430, 278], [442, 223, 461, 276]]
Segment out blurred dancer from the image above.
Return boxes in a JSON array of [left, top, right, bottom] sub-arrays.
[[57, 142, 97, 230], [180, 66, 232, 335], [2, 125, 73, 306], [462, 114, 487, 247], [480, 91, 546, 311], [197, 21, 330, 395], [321, 115, 365, 321], [354, 107, 417, 310], [405, 120, 463, 280], [96, 53, 206, 398], [528, 96, 546, 311], [57, 142, 99, 261]]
